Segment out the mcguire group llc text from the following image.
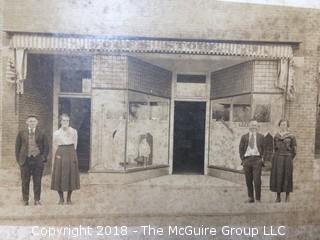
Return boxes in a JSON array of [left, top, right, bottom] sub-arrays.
[[31, 225, 287, 238]]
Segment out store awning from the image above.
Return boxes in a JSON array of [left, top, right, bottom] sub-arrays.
[[10, 33, 294, 59]]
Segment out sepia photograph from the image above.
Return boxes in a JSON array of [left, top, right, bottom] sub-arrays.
[[0, 0, 320, 239]]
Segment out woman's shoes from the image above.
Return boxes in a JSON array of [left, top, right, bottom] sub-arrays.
[[285, 195, 290, 202], [275, 194, 290, 203], [58, 199, 73, 205]]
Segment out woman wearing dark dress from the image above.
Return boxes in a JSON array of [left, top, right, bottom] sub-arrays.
[[270, 119, 297, 202], [51, 114, 80, 204]]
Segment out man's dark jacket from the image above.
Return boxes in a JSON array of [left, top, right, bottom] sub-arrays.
[[239, 132, 264, 162], [15, 128, 49, 166]]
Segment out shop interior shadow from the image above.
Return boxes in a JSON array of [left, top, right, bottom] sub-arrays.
[[173, 101, 206, 175]]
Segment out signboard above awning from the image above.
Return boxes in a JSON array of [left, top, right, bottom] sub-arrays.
[[10, 33, 294, 59]]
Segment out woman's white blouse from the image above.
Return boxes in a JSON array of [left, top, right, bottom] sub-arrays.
[[53, 127, 78, 155]]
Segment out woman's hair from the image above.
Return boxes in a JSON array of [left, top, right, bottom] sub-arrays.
[[278, 119, 289, 127], [60, 113, 70, 121]]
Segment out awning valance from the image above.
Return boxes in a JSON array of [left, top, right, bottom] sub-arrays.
[[10, 33, 294, 59]]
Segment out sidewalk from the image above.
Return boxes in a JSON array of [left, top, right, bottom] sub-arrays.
[[0, 171, 319, 226]]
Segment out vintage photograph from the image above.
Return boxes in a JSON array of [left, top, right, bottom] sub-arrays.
[[0, 0, 320, 239]]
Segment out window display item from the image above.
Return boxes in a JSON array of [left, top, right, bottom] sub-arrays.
[[135, 133, 153, 166]]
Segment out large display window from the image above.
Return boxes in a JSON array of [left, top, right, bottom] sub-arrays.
[[208, 93, 284, 171], [209, 95, 251, 170], [126, 91, 170, 169], [90, 90, 171, 172]]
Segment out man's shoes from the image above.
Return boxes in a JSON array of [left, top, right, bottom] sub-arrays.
[[256, 199, 261, 203], [58, 199, 64, 205], [275, 197, 281, 203], [23, 201, 29, 206], [245, 198, 255, 203], [34, 201, 41, 206], [66, 200, 73, 205]]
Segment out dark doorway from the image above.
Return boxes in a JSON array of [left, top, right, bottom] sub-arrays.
[[173, 101, 206, 174], [58, 97, 91, 172]]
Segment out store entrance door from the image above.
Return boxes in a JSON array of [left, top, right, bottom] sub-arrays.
[[173, 101, 206, 174], [59, 97, 91, 172]]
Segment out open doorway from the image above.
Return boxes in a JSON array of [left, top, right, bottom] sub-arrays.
[[173, 101, 206, 174], [59, 97, 91, 172]]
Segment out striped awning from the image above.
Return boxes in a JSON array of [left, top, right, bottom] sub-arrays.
[[10, 33, 294, 59]]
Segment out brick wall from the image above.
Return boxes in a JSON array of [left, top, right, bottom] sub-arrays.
[[128, 57, 172, 98], [253, 61, 281, 93], [0, 1, 20, 168], [92, 55, 127, 89], [18, 54, 54, 172], [92, 55, 172, 97], [287, 55, 319, 182], [211, 60, 281, 99], [0, 3, 4, 166], [1, 35, 19, 168], [2, 0, 315, 42], [0, 5, 3, 168], [211, 61, 253, 99]]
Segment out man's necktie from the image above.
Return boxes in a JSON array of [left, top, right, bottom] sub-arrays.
[[29, 129, 35, 138], [249, 133, 255, 148]]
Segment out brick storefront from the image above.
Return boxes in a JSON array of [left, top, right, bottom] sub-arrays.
[[1, 0, 320, 185]]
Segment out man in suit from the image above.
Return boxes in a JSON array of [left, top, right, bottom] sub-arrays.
[[15, 115, 49, 206], [239, 119, 264, 203]]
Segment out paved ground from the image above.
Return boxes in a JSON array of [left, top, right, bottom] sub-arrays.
[[0, 170, 319, 239]]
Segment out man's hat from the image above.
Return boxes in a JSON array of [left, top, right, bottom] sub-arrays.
[[26, 115, 39, 120]]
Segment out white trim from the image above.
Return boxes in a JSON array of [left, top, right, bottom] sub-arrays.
[[168, 72, 176, 174], [204, 72, 211, 175], [51, 57, 59, 172]]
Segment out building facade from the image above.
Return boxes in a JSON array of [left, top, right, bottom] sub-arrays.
[[1, 0, 320, 184]]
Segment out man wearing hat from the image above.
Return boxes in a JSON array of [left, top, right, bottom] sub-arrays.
[[15, 115, 49, 205]]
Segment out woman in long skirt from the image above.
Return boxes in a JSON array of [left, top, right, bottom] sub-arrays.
[[51, 114, 80, 204], [270, 119, 297, 202]]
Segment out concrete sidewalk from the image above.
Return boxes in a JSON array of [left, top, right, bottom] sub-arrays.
[[0, 171, 319, 239], [0, 172, 318, 225]]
